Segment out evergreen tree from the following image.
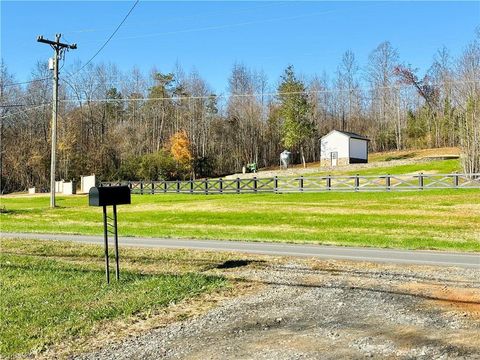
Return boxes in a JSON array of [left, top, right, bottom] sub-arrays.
[[277, 65, 314, 167]]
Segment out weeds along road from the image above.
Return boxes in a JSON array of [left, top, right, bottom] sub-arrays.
[[2, 232, 479, 268]]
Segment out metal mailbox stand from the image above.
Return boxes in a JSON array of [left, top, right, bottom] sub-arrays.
[[89, 186, 131, 284], [101, 204, 119, 283]]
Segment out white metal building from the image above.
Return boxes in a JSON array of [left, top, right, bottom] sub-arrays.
[[320, 130, 370, 166]]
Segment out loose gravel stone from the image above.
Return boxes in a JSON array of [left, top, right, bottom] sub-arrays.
[[75, 259, 480, 360]]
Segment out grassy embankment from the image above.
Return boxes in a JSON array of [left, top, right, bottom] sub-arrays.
[[279, 155, 461, 179], [1, 188, 479, 251], [256, 149, 462, 177], [311, 158, 461, 176], [0, 238, 231, 358]]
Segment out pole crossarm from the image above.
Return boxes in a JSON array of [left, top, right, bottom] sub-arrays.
[[37, 35, 77, 50]]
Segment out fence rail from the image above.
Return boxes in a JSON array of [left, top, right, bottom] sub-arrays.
[[101, 173, 480, 194]]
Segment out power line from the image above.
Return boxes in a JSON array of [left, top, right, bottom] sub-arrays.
[[56, 79, 480, 104], [3, 38, 71, 89], [67, 2, 288, 36], [68, 0, 140, 78], [0, 104, 30, 108], [5, 0, 139, 88], [3, 77, 50, 88], [0, 103, 51, 119], [114, 8, 338, 42]]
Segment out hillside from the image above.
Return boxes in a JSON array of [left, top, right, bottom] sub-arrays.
[[225, 147, 461, 179]]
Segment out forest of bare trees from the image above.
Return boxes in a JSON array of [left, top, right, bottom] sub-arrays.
[[1, 32, 479, 193]]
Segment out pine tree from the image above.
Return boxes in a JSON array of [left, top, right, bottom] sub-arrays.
[[277, 65, 314, 167]]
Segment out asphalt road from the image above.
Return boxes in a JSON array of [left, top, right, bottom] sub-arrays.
[[2, 232, 479, 268]]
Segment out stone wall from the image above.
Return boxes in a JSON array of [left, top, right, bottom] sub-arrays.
[[320, 158, 349, 167]]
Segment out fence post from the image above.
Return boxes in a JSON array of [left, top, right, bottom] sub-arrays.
[[299, 176, 304, 192], [453, 172, 459, 188], [205, 179, 209, 195], [176, 180, 180, 193], [274, 176, 278, 193], [219, 178, 223, 194], [327, 175, 331, 191], [236, 178, 241, 194], [190, 180, 194, 194], [140, 181, 144, 195], [355, 174, 360, 192], [418, 173, 424, 190], [163, 181, 167, 193], [253, 177, 258, 193], [386, 174, 391, 191], [151, 181, 155, 194]]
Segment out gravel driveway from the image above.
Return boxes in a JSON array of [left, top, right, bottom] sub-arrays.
[[77, 258, 480, 359]]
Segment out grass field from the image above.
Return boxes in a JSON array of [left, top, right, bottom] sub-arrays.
[[253, 149, 462, 179], [309, 158, 461, 176], [0, 238, 230, 358], [273, 158, 461, 179], [1, 189, 479, 251]]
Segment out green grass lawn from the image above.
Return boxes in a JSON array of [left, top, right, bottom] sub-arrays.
[[0, 238, 229, 358], [304, 159, 461, 177], [1, 189, 479, 251]]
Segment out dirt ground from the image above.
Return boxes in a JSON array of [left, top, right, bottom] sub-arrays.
[[76, 258, 480, 360], [225, 158, 455, 180]]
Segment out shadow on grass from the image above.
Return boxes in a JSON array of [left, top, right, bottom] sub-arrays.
[[5, 250, 476, 288], [2, 260, 223, 286], [3, 251, 248, 269], [0, 208, 32, 215]]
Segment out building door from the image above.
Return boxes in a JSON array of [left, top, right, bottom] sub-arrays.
[[331, 152, 338, 166]]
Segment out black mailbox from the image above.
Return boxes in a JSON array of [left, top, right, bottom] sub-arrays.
[[88, 185, 131, 284], [89, 186, 131, 207]]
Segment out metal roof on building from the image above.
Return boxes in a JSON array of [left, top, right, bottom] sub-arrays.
[[322, 130, 370, 141]]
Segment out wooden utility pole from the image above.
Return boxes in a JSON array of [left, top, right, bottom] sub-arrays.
[[37, 34, 76, 208]]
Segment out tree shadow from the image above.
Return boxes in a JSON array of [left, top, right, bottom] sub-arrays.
[[3, 260, 225, 285], [240, 262, 479, 288], [215, 260, 265, 269], [228, 276, 480, 306]]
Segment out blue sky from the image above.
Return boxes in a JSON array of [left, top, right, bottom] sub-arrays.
[[1, 1, 479, 93]]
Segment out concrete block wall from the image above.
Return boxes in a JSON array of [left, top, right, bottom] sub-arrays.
[[320, 158, 349, 167]]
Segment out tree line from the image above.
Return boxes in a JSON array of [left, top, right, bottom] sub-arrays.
[[1, 33, 479, 193]]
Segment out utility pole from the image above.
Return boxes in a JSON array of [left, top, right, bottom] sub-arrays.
[[37, 34, 76, 208]]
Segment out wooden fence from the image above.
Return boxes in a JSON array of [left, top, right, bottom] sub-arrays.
[[101, 173, 480, 194]]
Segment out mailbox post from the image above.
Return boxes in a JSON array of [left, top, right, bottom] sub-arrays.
[[89, 186, 131, 283]]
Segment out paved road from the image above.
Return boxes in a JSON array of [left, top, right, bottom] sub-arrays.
[[2, 232, 479, 268]]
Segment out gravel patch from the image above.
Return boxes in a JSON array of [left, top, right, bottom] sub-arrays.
[[76, 259, 480, 360]]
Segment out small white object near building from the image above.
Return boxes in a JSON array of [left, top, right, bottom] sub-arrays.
[[80, 175, 96, 194], [280, 150, 292, 169], [320, 130, 369, 167], [28, 187, 36, 194]]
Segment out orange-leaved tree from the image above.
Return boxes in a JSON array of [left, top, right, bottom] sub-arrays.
[[169, 130, 193, 177]]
